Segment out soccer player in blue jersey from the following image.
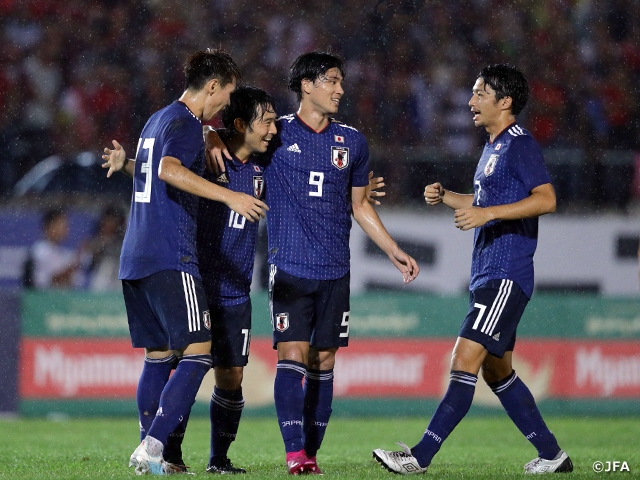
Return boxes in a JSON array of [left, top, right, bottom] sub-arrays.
[[196, 86, 276, 474], [262, 51, 419, 475], [102, 49, 268, 476], [373, 64, 572, 475]]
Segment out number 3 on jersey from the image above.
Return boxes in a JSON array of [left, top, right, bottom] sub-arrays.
[[134, 138, 155, 203], [309, 171, 324, 197]]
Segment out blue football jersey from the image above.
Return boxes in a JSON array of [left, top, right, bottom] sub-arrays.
[[264, 114, 370, 280], [197, 156, 265, 306], [119, 101, 205, 280], [469, 123, 552, 298]]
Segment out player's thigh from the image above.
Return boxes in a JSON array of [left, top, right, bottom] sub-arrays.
[[122, 279, 169, 349], [269, 265, 316, 345], [459, 278, 528, 358], [311, 272, 350, 349], [210, 300, 252, 368], [145, 270, 212, 351]]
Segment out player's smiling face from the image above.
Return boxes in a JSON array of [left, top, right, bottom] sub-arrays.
[[305, 67, 344, 115], [245, 105, 277, 155], [469, 78, 501, 130]]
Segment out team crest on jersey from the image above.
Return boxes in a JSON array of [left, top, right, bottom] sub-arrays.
[[275, 313, 289, 332], [253, 176, 264, 199], [331, 146, 349, 170], [203, 310, 211, 330], [484, 154, 499, 176]]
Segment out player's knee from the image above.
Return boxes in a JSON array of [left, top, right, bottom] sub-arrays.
[[308, 347, 338, 370], [277, 341, 309, 365], [481, 364, 513, 385], [214, 366, 243, 390]]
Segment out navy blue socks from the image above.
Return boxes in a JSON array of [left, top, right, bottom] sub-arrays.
[[147, 354, 212, 446], [274, 360, 306, 453], [302, 369, 334, 457], [209, 386, 245, 463], [136, 354, 176, 441], [411, 371, 478, 467], [490, 370, 560, 460]]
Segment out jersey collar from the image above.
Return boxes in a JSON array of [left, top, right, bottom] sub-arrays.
[[489, 121, 517, 145], [294, 113, 332, 134]]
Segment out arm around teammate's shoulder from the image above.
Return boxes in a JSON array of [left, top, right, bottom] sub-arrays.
[[158, 156, 268, 222]]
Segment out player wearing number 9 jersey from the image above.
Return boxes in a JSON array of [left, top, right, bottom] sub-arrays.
[[264, 114, 369, 280], [264, 51, 419, 475]]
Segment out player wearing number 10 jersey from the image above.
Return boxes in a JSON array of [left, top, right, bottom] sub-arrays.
[[195, 86, 277, 474], [264, 51, 419, 475], [102, 50, 269, 475]]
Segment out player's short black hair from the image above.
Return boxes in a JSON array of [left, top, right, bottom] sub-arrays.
[[221, 86, 276, 132], [183, 48, 241, 91], [478, 64, 529, 116], [288, 51, 345, 102]]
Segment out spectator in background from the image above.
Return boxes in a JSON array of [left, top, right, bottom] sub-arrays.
[[25, 208, 86, 289], [84, 205, 126, 292]]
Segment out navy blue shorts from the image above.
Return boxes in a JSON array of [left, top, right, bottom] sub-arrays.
[[122, 270, 211, 351], [459, 278, 528, 358], [268, 265, 350, 349], [210, 299, 252, 368]]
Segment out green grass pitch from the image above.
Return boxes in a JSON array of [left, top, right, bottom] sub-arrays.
[[1, 416, 638, 478]]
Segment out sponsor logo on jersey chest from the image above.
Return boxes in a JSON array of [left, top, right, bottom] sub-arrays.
[[331, 146, 349, 170]]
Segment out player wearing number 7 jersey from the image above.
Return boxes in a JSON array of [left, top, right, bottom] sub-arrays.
[[373, 64, 572, 475], [263, 51, 419, 475]]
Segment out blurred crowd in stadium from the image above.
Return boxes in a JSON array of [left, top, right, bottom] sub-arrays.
[[1, 0, 638, 205]]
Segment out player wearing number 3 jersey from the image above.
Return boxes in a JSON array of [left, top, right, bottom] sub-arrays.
[[263, 51, 419, 475], [102, 50, 268, 475], [373, 64, 572, 475]]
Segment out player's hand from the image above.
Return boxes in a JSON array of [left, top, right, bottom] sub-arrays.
[[424, 182, 444, 205], [102, 140, 126, 178], [204, 128, 231, 175], [366, 171, 386, 206], [227, 191, 269, 223], [454, 206, 493, 230], [389, 248, 420, 284]]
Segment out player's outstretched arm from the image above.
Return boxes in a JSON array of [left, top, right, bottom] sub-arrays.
[[158, 156, 268, 222], [352, 186, 419, 283], [102, 140, 135, 178], [424, 182, 474, 210], [453, 183, 556, 231]]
